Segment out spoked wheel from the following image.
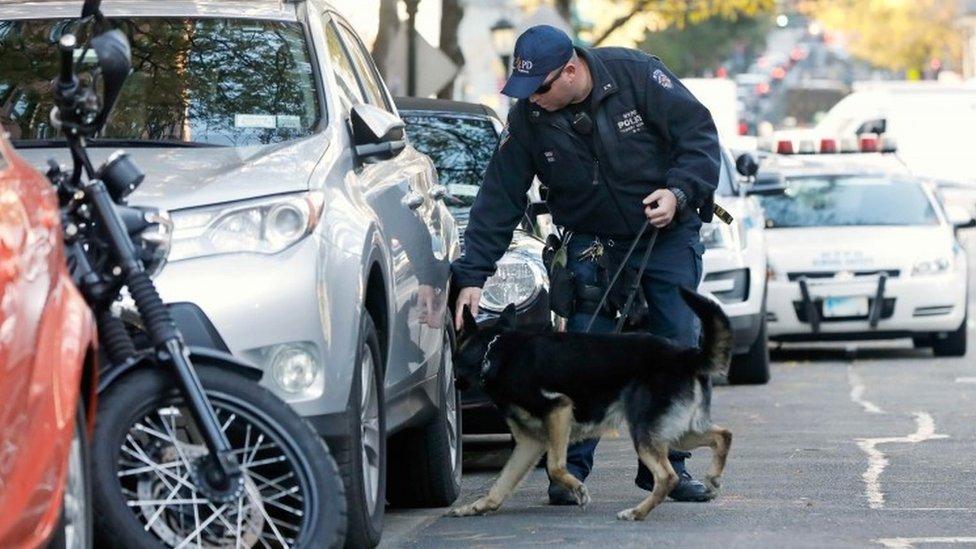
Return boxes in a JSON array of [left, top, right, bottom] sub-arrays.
[[91, 366, 346, 548]]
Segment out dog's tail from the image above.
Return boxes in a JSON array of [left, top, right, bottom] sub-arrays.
[[679, 287, 733, 376]]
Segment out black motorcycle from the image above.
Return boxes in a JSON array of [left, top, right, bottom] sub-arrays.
[[46, 2, 346, 546]]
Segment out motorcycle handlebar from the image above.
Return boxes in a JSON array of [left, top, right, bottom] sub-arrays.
[[57, 34, 77, 90]]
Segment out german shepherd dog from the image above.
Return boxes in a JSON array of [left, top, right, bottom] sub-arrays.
[[450, 287, 733, 521]]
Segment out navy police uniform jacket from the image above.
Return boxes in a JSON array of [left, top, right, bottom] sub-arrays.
[[452, 46, 720, 289]]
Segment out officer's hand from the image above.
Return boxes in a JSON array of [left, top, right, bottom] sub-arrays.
[[455, 287, 482, 332], [642, 189, 678, 228]]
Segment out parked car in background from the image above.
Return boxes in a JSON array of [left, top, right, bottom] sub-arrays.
[[4, 2, 461, 546], [754, 151, 971, 355], [700, 148, 770, 384], [0, 133, 96, 548], [396, 97, 551, 434]]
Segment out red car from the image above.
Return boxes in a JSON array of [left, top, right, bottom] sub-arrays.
[[0, 133, 97, 548]]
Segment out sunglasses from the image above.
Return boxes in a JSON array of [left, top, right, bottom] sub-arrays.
[[534, 63, 567, 96]]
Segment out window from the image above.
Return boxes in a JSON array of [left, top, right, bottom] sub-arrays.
[[0, 18, 320, 146], [333, 21, 390, 112], [401, 114, 499, 209], [322, 18, 364, 109]]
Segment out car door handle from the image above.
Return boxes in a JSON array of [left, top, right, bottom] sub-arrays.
[[428, 185, 447, 201], [402, 191, 424, 210]]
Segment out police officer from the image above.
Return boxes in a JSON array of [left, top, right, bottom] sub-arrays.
[[452, 25, 720, 504]]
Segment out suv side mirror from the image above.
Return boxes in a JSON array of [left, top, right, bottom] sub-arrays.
[[735, 152, 759, 178], [350, 103, 406, 163]]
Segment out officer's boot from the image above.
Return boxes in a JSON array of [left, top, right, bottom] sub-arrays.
[[634, 453, 714, 502]]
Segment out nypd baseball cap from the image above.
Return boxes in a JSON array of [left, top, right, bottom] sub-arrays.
[[501, 25, 574, 99]]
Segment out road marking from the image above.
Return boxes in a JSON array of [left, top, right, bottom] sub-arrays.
[[875, 536, 976, 549], [856, 412, 949, 509], [955, 377, 976, 384], [849, 366, 884, 414]]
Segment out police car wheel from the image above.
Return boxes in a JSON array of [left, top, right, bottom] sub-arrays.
[[728, 319, 771, 385], [932, 314, 967, 357]]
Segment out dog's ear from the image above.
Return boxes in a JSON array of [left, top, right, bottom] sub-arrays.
[[461, 304, 479, 336], [498, 303, 517, 332]]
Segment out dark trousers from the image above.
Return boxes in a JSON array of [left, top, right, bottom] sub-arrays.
[[559, 227, 706, 483]]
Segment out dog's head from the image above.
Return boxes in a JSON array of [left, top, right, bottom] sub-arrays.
[[453, 303, 517, 391]]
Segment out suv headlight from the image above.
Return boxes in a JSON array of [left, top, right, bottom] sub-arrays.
[[168, 192, 323, 262], [912, 257, 952, 276], [480, 248, 547, 313]]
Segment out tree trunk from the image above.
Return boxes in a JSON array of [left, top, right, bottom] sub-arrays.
[[555, 0, 572, 21], [371, 0, 400, 79], [436, 0, 465, 99]]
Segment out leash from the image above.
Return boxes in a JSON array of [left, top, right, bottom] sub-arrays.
[[583, 219, 658, 334]]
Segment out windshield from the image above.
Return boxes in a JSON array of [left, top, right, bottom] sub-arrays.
[[1, 18, 320, 146], [758, 175, 939, 228], [401, 114, 498, 209]]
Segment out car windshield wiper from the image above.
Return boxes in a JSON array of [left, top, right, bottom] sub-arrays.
[[86, 138, 224, 148], [11, 139, 68, 149], [11, 138, 223, 148]]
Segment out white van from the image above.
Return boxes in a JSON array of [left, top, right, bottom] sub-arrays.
[[814, 84, 976, 183]]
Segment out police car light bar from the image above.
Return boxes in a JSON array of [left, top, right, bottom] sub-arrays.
[[859, 133, 879, 153], [770, 134, 898, 155]]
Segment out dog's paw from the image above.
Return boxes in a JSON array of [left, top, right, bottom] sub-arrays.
[[573, 483, 591, 508], [616, 507, 644, 521], [448, 499, 495, 517], [705, 475, 722, 493]]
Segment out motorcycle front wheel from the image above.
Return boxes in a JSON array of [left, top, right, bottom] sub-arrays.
[[91, 366, 346, 548]]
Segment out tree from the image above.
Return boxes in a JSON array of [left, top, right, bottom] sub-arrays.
[[370, 0, 400, 79], [640, 11, 771, 76], [796, 0, 962, 74], [573, 0, 776, 47], [437, 0, 465, 99]]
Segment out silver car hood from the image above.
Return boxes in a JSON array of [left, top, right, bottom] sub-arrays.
[[15, 135, 327, 211]]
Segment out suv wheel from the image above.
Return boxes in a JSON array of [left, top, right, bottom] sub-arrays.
[[728, 317, 771, 385], [335, 312, 386, 548], [386, 323, 462, 507]]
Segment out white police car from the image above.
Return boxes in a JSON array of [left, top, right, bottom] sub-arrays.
[[699, 148, 770, 384], [756, 137, 972, 355]]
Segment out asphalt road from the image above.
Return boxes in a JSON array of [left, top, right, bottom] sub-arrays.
[[383, 237, 976, 549]]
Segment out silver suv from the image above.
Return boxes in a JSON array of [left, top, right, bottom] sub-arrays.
[[3, 1, 461, 546]]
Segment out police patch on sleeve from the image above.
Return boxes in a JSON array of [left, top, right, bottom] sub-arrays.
[[652, 68, 674, 90]]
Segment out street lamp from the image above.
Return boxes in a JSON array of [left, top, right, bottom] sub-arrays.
[[490, 18, 516, 78]]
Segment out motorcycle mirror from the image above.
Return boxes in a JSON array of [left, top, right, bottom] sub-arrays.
[[81, 0, 102, 18], [90, 29, 131, 132]]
